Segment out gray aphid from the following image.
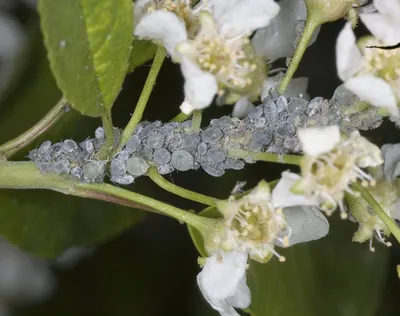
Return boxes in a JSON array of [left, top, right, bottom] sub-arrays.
[[200, 161, 225, 177], [62, 139, 79, 153], [137, 145, 153, 161], [95, 127, 105, 140], [263, 99, 278, 122], [71, 166, 83, 179], [253, 129, 273, 146], [224, 157, 245, 170], [306, 97, 324, 117], [146, 131, 165, 149], [202, 148, 226, 164], [153, 148, 172, 165], [28, 149, 38, 161], [110, 159, 126, 177], [275, 121, 295, 138], [125, 135, 142, 154], [38, 140, 52, 154], [117, 149, 130, 161], [83, 161, 104, 182], [50, 143, 64, 158], [167, 133, 183, 151], [82, 139, 95, 154], [276, 96, 288, 113], [54, 158, 70, 174], [254, 117, 267, 129], [37, 162, 54, 173], [158, 124, 175, 142], [196, 142, 208, 161], [111, 174, 134, 185], [141, 121, 161, 138], [201, 127, 223, 144], [248, 106, 263, 120], [171, 150, 194, 171], [157, 164, 174, 175], [210, 116, 235, 133], [126, 156, 149, 177]]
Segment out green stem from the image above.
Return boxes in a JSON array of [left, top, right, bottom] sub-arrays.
[[118, 46, 166, 151], [97, 109, 115, 159], [278, 19, 319, 94], [228, 149, 301, 166], [0, 98, 69, 159], [191, 110, 202, 131], [147, 167, 218, 206], [170, 112, 191, 123], [352, 182, 400, 244], [0, 161, 216, 232]]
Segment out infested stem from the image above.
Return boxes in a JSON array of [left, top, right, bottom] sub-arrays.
[[0, 98, 69, 159], [0, 160, 215, 232], [228, 149, 301, 166], [147, 167, 219, 206], [278, 18, 319, 94], [118, 46, 166, 152], [170, 112, 191, 123], [352, 182, 400, 245], [191, 110, 202, 131]]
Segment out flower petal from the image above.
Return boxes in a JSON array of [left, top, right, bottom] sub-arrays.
[[232, 97, 255, 118], [180, 57, 218, 112], [197, 251, 248, 301], [134, 0, 153, 22], [335, 23, 363, 81], [297, 126, 341, 156], [134, 11, 187, 59], [276, 206, 329, 247], [252, 0, 319, 61], [345, 75, 399, 116], [272, 171, 319, 208], [381, 143, 400, 180], [209, 0, 280, 38], [225, 276, 251, 308], [373, 0, 400, 22], [360, 12, 400, 45]]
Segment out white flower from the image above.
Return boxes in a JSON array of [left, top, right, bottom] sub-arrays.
[[292, 125, 383, 218], [197, 179, 328, 316], [359, 0, 400, 45], [135, 0, 280, 114], [335, 20, 400, 116], [252, 0, 320, 61]]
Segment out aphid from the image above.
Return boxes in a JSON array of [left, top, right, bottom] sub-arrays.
[[81, 139, 95, 154], [224, 157, 245, 170], [28, 149, 38, 161], [137, 145, 153, 161], [62, 139, 79, 153], [116, 149, 130, 161], [231, 181, 247, 195], [171, 150, 194, 171], [200, 161, 225, 177], [275, 121, 295, 138], [110, 174, 134, 185], [201, 127, 223, 144], [276, 96, 288, 113], [83, 161, 104, 183], [158, 124, 175, 142], [126, 156, 149, 177], [146, 131, 165, 149], [153, 148, 172, 165], [157, 164, 174, 175], [71, 166, 83, 179], [95, 127, 105, 140], [254, 117, 267, 129], [253, 129, 273, 146], [141, 121, 162, 138], [263, 99, 278, 122], [167, 133, 183, 151], [125, 135, 142, 154], [202, 148, 226, 164], [110, 158, 127, 177], [53, 158, 70, 174], [196, 142, 208, 161]]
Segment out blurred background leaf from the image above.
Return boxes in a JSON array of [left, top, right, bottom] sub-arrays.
[[38, 0, 133, 117]]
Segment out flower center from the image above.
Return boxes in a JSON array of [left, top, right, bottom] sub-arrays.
[[304, 135, 377, 218], [196, 36, 257, 91], [364, 39, 400, 84], [224, 198, 289, 262]]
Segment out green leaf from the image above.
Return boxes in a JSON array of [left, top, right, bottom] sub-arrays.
[[188, 207, 389, 316], [129, 38, 157, 72], [0, 40, 145, 258], [38, 0, 133, 117]]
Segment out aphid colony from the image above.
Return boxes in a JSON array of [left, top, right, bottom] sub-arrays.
[[29, 87, 383, 184]]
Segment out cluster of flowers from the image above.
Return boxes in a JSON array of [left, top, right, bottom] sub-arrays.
[[29, 86, 384, 184]]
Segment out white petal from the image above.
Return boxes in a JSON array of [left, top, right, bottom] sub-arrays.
[[225, 276, 251, 308], [276, 206, 329, 247], [373, 0, 400, 21], [180, 57, 218, 111], [272, 172, 319, 208], [252, 0, 319, 60], [210, 0, 280, 38], [232, 97, 255, 118], [345, 75, 398, 116], [381, 143, 400, 180], [134, 11, 187, 59], [360, 13, 400, 45], [197, 251, 248, 301], [197, 251, 249, 316], [335, 23, 363, 81], [297, 126, 341, 156]]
